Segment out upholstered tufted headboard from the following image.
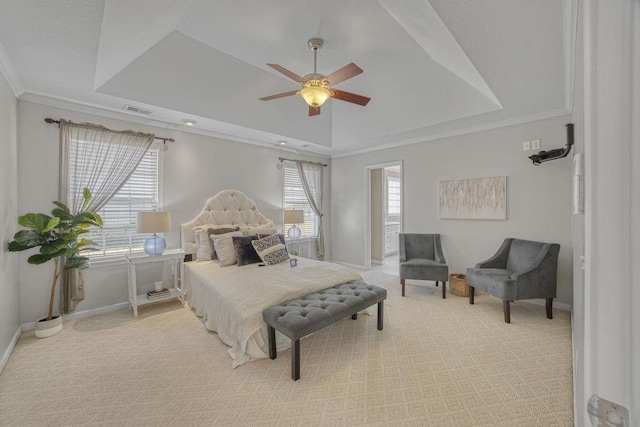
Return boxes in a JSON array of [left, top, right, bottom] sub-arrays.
[[181, 189, 274, 256]]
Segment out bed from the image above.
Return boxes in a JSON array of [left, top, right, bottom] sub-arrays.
[[181, 190, 363, 367]]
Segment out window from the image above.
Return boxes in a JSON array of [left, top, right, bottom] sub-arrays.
[[387, 176, 401, 216], [283, 164, 319, 238], [69, 142, 161, 258]]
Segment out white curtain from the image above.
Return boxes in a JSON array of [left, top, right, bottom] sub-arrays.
[[295, 161, 324, 260], [58, 119, 155, 312]]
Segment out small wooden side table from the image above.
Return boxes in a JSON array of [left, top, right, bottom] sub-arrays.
[[125, 249, 185, 317]]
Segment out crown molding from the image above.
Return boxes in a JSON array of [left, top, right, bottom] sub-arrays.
[[18, 92, 331, 159], [332, 108, 572, 158]]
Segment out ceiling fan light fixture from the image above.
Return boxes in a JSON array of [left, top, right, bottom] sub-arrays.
[[299, 80, 331, 107]]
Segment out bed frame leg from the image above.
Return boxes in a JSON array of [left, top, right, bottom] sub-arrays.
[[291, 339, 300, 381], [268, 326, 276, 359], [377, 301, 384, 330]]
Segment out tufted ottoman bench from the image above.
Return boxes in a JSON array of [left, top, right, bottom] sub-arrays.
[[262, 281, 387, 380]]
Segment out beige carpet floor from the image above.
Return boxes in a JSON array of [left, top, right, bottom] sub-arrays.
[[0, 271, 573, 426]]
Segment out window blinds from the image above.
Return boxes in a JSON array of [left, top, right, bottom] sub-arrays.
[[72, 144, 160, 257], [283, 164, 319, 238]]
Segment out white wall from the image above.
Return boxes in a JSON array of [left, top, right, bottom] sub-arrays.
[[331, 114, 574, 306], [0, 70, 20, 369], [579, 0, 639, 424], [570, 1, 586, 423], [16, 100, 331, 324]]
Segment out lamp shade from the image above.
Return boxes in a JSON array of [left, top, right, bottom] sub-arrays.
[[284, 210, 304, 224], [300, 85, 331, 107], [137, 212, 171, 233]]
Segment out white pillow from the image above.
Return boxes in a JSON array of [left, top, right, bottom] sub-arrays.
[[251, 234, 289, 265], [194, 228, 212, 262], [212, 231, 244, 266], [194, 226, 240, 262]]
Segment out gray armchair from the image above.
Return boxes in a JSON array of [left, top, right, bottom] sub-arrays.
[[399, 233, 449, 298], [466, 238, 560, 323]]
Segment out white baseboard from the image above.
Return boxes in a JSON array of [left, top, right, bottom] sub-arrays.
[[0, 325, 22, 374], [522, 298, 572, 312], [330, 260, 366, 271], [21, 301, 130, 331], [371, 260, 383, 265]]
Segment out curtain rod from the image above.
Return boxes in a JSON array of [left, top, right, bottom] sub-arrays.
[[44, 118, 175, 143], [278, 157, 328, 167]]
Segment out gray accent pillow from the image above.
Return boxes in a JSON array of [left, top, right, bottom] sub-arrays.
[[232, 235, 262, 266]]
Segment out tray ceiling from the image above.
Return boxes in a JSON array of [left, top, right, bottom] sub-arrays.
[[0, 0, 571, 156]]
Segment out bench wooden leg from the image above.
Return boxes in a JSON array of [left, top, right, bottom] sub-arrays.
[[351, 313, 358, 320], [401, 278, 406, 297], [469, 286, 475, 304], [503, 300, 511, 323], [291, 339, 300, 381], [546, 298, 553, 319], [377, 301, 384, 330], [268, 326, 277, 359]]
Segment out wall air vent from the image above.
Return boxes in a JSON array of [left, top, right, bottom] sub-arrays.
[[123, 104, 154, 115]]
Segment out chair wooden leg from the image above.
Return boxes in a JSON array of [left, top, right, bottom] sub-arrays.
[[435, 281, 439, 287], [546, 298, 553, 319], [442, 281, 446, 299], [503, 300, 511, 323], [401, 278, 405, 297], [469, 286, 475, 304]]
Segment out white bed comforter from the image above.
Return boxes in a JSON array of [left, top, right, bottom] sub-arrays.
[[184, 257, 363, 367]]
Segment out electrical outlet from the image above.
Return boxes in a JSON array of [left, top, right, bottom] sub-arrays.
[[522, 141, 531, 151], [531, 139, 541, 150]]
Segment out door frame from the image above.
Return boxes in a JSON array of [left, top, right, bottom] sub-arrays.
[[364, 160, 403, 270]]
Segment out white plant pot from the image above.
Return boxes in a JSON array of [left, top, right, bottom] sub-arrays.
[[35, 315, 63, 338]]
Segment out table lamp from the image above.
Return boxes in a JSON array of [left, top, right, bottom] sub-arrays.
[[137, 211, 171, 255], [284, 210, 304, 240]]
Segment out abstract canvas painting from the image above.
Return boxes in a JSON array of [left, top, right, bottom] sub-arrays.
[[439, 176, 507, 220]]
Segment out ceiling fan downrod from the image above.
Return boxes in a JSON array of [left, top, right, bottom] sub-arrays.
[[308, 38, 323, 75]]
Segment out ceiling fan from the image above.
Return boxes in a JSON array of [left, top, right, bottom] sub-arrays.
[[260, 38, 371, 116]]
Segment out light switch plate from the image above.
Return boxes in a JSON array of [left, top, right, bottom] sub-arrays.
[[531, 139, 541, 150], [522, 141, 531, 151]]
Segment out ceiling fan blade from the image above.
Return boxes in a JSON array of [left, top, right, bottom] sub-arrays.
[[331, 89, 371, 106], [309, 106, 321, 116], [267, 64, 305, 83], [325, 63, 363, 86], [259, 90, 298, 101]]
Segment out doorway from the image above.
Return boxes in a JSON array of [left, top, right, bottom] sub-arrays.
[[364, 161, 403, 272]]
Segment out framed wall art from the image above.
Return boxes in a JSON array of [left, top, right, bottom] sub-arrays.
[[439, 176, 507, 220]]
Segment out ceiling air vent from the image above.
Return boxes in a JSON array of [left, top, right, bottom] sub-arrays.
[[123, 104, 154, 115]]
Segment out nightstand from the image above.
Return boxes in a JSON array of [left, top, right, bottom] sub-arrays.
[[124, 249, 185, 317]]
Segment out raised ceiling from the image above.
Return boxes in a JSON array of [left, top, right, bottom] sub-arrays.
[[0, 0, 572, 157]]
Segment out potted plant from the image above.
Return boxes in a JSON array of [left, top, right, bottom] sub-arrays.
[[8, 188, 103, 338]]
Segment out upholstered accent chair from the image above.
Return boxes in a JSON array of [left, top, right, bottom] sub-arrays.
[[466, 238, 560, 323], [399, 233, 449, 298]]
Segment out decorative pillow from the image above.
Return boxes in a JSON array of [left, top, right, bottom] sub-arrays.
[[211, 231, 244, 266], [208, 227, 239, 259], [194, 228, 212, 262], [258, 233, 286, 245], [194, 226, 239, 262], [252, 234, 290, 265], [232, 236, 262, 266], [241, 226, 277, 236]]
